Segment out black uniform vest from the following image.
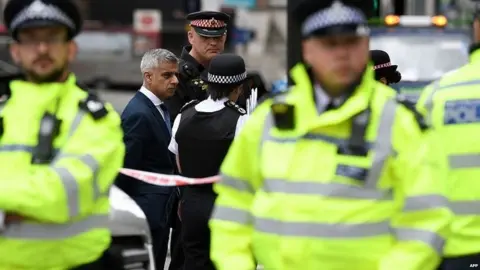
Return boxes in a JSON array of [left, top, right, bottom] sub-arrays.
[[176, 104, 241, 193]]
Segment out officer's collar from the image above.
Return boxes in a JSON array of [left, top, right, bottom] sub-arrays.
[[181, 46, 205, 72], [469, 43, 480, 63], [306, 64, 366, 108]]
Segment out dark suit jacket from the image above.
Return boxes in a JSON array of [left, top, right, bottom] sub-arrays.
[[116, 91, 175, 196]]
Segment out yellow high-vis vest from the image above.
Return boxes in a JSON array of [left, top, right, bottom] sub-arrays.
[[0, 74, 125, 269], [417, 47, 480, 257], [210, 64, 452, 270]]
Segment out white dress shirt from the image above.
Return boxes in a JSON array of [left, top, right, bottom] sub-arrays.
[[168, 97, 249, 155], [139, 86, 166, 120], [314, 84, 345, 113]]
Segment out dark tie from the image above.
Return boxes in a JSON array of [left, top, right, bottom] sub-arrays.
[[159, 104, 172, 134], [325, 100, 336, 111]]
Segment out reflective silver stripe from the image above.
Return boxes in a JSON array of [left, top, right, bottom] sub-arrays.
[[394, 228, 444, 253], [3, 214, 109, 239], [0, 144, 60, 155], [211, 206, 252, 225], [52, 154, 101, 218], [449, 153, 480, 169], [263, 178, 392, 200], [49, 110, 86, 218], [437, 79, 480, 91], [220, 174, 255, 193], [0, 144, 33, 152], [67, 110, 86, 139], [423, 80, 440, 126], [403, 195, 449, 212], [450, 201, 480, 215], [255, 218, 390, 238], [364, 98, 397, 188]]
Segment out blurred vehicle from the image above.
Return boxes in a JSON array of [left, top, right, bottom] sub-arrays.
[[71, 27, 146, 90], [0, 23, 156, 90], [370, 15, 471, 102], [109, 185, 154, 269]]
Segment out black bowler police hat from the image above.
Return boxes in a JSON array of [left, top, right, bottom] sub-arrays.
[[201, 53, 247, 86], [186, 11, 230, 37], [370, 50, 398, 77], [291, 0, 374, 38], [4, 0, 82, 40]]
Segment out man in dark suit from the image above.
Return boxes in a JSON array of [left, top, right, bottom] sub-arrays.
[[115, 48, 179, 269]]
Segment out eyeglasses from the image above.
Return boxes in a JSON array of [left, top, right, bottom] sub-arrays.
[[17, 36, 68, 48]]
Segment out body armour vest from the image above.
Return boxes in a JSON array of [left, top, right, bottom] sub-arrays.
[[176, 104, 241, 192]]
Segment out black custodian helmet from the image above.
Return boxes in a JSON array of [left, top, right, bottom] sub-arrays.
[[4, 0, 82, 40]]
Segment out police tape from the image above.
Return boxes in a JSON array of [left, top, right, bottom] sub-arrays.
[[120, 168, 221, 186]]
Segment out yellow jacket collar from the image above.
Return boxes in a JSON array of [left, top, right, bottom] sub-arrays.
[[289, 63, 375, 128], [470, 45, 480, 64], [10, 73, 77, 96]]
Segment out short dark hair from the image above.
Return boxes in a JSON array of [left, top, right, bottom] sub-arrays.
[[207, 83, 242, 100]]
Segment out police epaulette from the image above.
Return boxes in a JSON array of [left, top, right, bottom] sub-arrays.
[[180, 61, 199, 79], [395, 95, 428, 131], [79, 92, 108, 120], [180, 99, 200, 113], [224, 100, 246, 115]]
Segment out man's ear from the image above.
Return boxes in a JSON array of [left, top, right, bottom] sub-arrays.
[[143, 71, 151, 83], [187, 30, 194, 45], [68, 41, 78, 62], [301, 40, 314, 66], [9, 43, 20, 64]]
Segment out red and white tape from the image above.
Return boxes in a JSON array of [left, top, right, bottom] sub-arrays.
[[120, 168, 221, 186]]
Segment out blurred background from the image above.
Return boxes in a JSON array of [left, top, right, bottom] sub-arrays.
[[0, 0, 476, 111]]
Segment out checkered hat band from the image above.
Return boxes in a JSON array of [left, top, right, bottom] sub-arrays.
[[302, 4, 366, 36], [11, 1, 75, 30], [190, 19, 226, 28], [208, 71, 247, 84], [373, 62, 391, 70]]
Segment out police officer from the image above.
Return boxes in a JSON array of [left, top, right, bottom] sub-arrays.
[[168, 53, 248, 270], [370, 50, 402, 85], [164, 11, 230, 122], [416, 10, 480, 270], [209, 1, 452, 269], [0, 0, 124, 269]]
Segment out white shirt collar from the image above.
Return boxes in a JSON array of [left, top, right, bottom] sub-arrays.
[[195, 96, 229, 112], [140, 86, 163, 106], [314, 84, 345, 112]]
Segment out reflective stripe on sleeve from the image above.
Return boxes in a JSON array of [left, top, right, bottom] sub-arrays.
[[211, 206, 252, 225], [255, 218, 390, 238], [450, 201, 480, 215], [449, 153, 480, 169], [52, 154, 101, 218], [402, 195, 449, 212], [219, 174, 255, 194], [2, 214, 109, 239], [364, 98, 397, 188], [394, 227, 445, 253], [263, 178, 392, 200], [0, 144, 34, 152]]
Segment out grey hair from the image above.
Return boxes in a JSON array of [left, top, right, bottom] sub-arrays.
[[140, 48, 178, 73]]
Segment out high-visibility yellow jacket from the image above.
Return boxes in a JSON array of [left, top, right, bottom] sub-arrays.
[[0, 74, 125, 269], [210, 64, 452, 270], [416, 47, 480, 257]]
